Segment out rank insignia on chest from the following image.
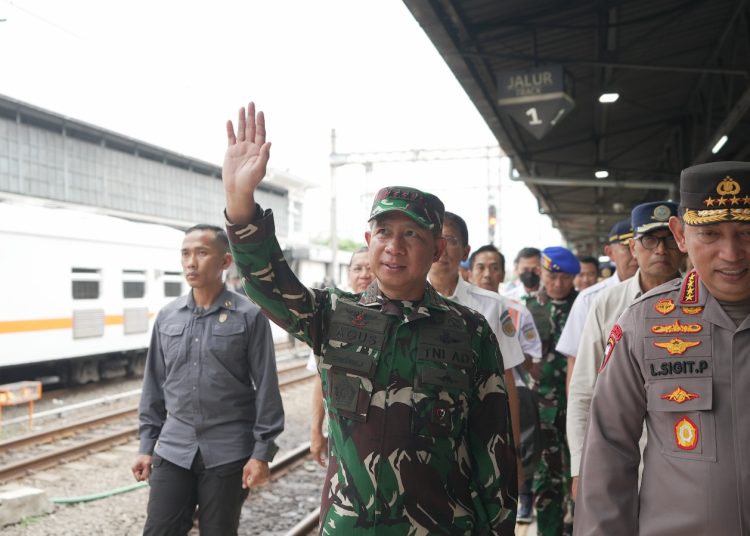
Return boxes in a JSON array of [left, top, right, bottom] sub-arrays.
[[661, 386, 700, 404], [655, 299, 676, 315], [653, 338, 701, 355], [681, 306, 704, 315], [651, 319, 702, 335], [674, 416, 699, 450]]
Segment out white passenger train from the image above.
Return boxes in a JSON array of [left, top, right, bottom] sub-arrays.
[[0, 201, 187, 385]]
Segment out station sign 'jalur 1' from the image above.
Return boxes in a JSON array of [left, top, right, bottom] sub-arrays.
[[497, 65, 575, 140]]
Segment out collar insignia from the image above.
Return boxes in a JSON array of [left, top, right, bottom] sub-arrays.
[[224, 299, 232, 307], [674, 416, 699, 450], [680, 271, 699, 304], [681, 306, 704, 315], [661, 386, 700, 404], [655, 299, 676, 315], [653, 338, 701, 355], [651, 319, 702, 335]]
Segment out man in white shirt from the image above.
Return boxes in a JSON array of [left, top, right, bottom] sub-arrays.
[[567, 202, 684, 500], [469, 242, 542, 524], [556, 219, 638, 392], [469, 243, 542, 363]]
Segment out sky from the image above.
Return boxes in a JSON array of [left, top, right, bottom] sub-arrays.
[[0, 0, 562, 262]]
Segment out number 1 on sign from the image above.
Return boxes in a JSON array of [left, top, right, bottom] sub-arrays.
[[525, 107, 543, 125]]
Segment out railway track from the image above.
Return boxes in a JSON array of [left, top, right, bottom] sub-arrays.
[[0, 362, 315, 484]]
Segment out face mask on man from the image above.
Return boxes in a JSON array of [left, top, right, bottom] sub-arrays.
[[519, 270, 540, 289]]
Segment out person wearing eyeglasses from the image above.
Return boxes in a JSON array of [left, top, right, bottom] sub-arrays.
[[574, 162, 750, 535], [567, 201, 684, 505]]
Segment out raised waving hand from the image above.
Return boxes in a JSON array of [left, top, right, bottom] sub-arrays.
[[223, 102, 271, 224]]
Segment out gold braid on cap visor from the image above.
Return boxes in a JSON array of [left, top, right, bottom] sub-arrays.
[[683, 208, 750, 224]]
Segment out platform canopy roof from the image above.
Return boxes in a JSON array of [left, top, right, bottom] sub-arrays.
[[404, 0, 750, 251]]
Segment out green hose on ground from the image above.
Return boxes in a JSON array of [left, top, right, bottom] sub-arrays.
[[51, 481, 148, 504]]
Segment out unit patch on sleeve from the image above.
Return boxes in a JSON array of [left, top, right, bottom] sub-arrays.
[[674, 416, 699, 450], [598, 324, 623, 373], [661, 386, 700, 404], [654, 299, 676, 315], [653, 338, 702, 355], [500, 310, 516, 337]]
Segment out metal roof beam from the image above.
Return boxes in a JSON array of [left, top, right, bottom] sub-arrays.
[[513, 175, 675, 193], [458, 51, 749, 77]]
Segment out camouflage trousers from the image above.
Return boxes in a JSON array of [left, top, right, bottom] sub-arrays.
[[532, 409, 571, 536]]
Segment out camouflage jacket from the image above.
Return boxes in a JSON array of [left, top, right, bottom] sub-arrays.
[[227, 206, 517, 535], [524, 289, 577, 423]]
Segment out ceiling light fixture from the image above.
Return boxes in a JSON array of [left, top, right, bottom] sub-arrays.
[[711, 135, 728, 154], [599, 93, 620, 104], [595, 170, 609, 179]]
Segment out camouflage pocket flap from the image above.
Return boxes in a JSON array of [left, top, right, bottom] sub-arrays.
[[330, 300, 389, 334], [420, 366, 470, 391]]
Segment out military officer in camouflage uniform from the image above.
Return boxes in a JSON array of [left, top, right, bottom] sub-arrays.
[[221, 103, 517, 534], [574, 161, 750, 535], [525, 247, 579, 536]]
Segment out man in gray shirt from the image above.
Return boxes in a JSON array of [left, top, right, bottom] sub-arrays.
[[132, 224, 284, 536]]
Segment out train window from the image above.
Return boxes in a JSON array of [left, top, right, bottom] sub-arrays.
[[163, 271, 183, 297], [72, 268, 101, 300], [123, 270, 146, 298]]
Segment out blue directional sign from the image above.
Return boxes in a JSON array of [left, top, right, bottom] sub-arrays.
[[497, 66, 575, 140]]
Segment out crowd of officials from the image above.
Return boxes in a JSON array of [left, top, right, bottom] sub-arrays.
[[130, 101, 750, 535]]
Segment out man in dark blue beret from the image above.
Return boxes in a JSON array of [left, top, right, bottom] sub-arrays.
[[525, 246, 579, 536], [575, 162, 750, 535]]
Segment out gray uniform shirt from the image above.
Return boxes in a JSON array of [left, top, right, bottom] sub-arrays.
[[575, 273, 750, 535], [138, 287, 284, 469]]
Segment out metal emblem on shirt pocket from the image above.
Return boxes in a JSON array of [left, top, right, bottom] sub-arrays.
[[219, 312, 228, 323]]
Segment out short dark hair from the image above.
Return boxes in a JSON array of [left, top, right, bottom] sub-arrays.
[[579, 255, 599, 269], [469, 244, 505, 270], [443, 212, 469, 247], [348, 246, 368, 267], [185, 224, 229, 254], [514, 247, 541, 264]]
